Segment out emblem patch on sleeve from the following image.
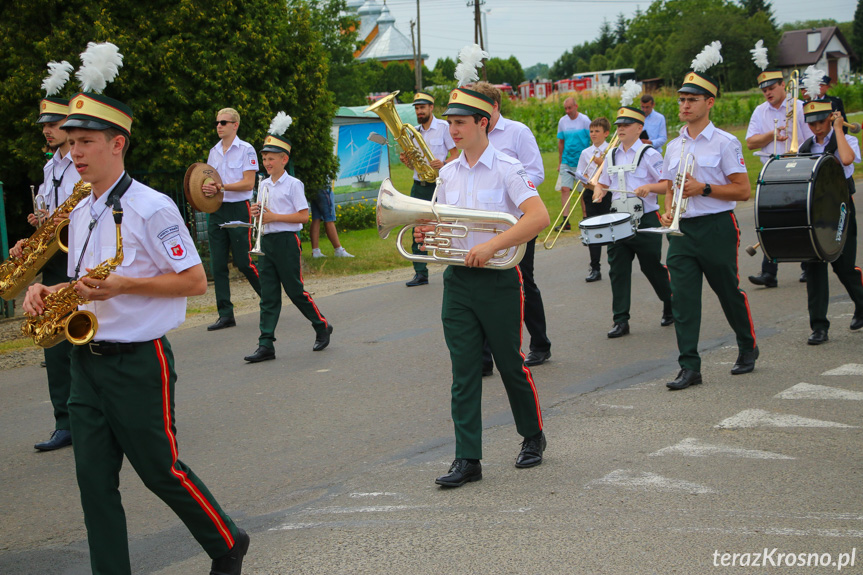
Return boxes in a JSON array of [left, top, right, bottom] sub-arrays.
[[517, 169, 536, 190], [162, 235, 187, 260], [248, 153, 257, 167]]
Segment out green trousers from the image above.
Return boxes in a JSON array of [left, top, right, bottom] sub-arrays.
[[807, 195, 863, 331], [410, 180, 436, 275], [257, 231, 328, 348], [666, 211, 756, 372], [607, 211, 672, 323], [207, 200, 262, 318], [69, 337, 238, 575], [42, 252, 72, 430], [441, 266, 543, 460]]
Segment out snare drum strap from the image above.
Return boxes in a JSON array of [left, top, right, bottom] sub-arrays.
[[608, 145, 651, 193]]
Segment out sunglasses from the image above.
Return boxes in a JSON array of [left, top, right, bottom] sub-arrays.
[[214, 120, 236, 127]]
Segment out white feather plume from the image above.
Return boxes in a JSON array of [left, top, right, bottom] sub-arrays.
[[691, 41, 723, 73], [454, 44, 490, 87], [750, 39, 769, 71], [268, 112, 293, 136], [802, 65, 826, 97], [41, 61, 74, 96], [619, 79, 642, 107], [75, 42, 124, 93]]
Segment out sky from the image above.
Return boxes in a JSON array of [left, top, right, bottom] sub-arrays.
[[381, 0, 857, 70]]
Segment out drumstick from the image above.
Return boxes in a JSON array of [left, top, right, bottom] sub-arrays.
[[745, 242, 760, 256]]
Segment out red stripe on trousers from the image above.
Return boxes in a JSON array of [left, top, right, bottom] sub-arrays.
[[730, 213, 757, 348], [155, 339, 234, 549], [294, 234, 328, 328], [515, 266, 543, 429]]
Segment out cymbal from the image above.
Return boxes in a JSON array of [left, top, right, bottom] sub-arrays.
[[184, 163, 223, 213]]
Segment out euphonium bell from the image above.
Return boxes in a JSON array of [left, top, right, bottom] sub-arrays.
[[376, 178, 525, 270], [366, 92, 439, 183]]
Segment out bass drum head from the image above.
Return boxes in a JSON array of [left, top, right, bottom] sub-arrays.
[[810, 154, 849, 262], [579, 212, 631, 229]]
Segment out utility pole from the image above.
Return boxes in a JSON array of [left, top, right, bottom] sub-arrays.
[[467, 0, 487, 80], [416, 0, 423, 90], [410, 19, 420, 92]]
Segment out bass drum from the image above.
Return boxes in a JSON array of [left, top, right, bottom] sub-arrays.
[[755, 154, 849, 263]]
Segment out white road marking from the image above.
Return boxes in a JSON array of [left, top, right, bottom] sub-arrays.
[[301, 505, 422, 515], [822, 364, 863, 376], [716, 409, 857, 429], [316, 369, 330, 373], [349, 492, 401, 498], [649, 437, 793, 459], [775, 382, 863, 400], [270, 522, 324, 531], [587, 469, 715, 494], [597, 404, 634, 409]]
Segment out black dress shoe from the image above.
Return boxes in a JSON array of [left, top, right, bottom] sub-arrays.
[[666, 368, 702, 390], [210, 528, 250, 575], [313, 325, 334, 351], [585, 268, 602, 282], [851, 314, 863, 331], [524, 349, 551, 367], [747, 273, 777, 288], [731, 345, 759, 375], [207, 317, 236, 331], [40, 360, 47, 368], [34, 429, 72, 451], [660, 301, 674, 326], [482, 363, 494, 377], [405, 273, 429, 287], [808, 329, 829, 345], [515, 431, 546, 468], [799, 270, 808, 283], [244, 346, 275, 363], [607, 322, 629, 338], [435, 459, 482, 487]]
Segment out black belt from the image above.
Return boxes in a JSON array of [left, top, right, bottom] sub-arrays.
[[87, 341, 140, 356], [414, 179, 433, 187]]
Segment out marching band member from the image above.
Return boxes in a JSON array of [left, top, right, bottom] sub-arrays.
[[798, 100, 863, 344], [660, 42, 758, 391], [202, 107, 262, 332], [470, 81, 552, 369], [402, 91, 457, 287], [243, 113, 332, 363], [414, 48, 549, 487], [745, 40, 812, 287], [577, 117, 612, 281], [593, 93, 673, 339], [11, 61, 81, 451], [23, 43, 249, 575]]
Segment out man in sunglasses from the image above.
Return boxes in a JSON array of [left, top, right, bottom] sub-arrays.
[[202, 108, 262, 331]]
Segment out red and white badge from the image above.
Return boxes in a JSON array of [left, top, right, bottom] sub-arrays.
[[162, 235, 187, 260]]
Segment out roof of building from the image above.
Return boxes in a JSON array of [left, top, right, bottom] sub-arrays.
[[776, 26, 858, 67], [355, 3, 427, 63]]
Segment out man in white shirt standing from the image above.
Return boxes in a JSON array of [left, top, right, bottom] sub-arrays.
[[555, 96, 591, 232], [202, 108, 262, 331], [401, 92, 457, 287], [745, 70, 812, 288]]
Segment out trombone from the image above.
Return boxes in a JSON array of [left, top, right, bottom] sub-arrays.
[[641, 136, 695, 236], [250, 175, 269, 257], [543, 132, 619, 249], [784, 69, 800, 155]]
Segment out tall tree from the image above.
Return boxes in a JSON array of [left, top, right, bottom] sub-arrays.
[[524, 63, 550, 81], [614, 13, 628, 45], [739, 0, 777, 30]]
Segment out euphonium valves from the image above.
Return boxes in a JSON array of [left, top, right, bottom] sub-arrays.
[[365, 91, 439, 183]]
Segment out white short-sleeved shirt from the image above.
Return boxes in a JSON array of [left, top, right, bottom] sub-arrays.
[[488, 115, 545, 187], [67, 175, 202, 342], [38, 150, 80, 213], [806, 129, 861, 179], [575, 142, 609, 182], [598, 140, 664, 213], [557, 113, 592, 167], [436, 143, 539, 251], [662, 122, 748, 218], [206, 136, 258, 202], [260, 171, 308, 234], [412, 116, 455, 181], [746, 99, 814, 163]]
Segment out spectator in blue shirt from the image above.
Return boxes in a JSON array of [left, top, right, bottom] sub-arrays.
[[640, 94, 667, 151]]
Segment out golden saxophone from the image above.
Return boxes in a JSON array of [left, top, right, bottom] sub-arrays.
[[22, 201, 124, 348], [365, 91, 439, 183], [0, 181, 92, 301]]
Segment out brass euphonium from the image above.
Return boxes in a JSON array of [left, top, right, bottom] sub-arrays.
[[376, 178, 525, 269], [365, 91, 439, 183], [22, 200, 124, 348], [0, 181, 92, 301]]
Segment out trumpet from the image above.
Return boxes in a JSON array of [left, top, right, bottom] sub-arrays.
[[543, 133, 619, 250], [376, 178, 525, 269], [250, 175, 269, 257], [641, 136, 695, 236], [785, 70, 800, 155]]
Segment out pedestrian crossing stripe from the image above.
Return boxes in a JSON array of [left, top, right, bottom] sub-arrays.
[[716, 409, 857, 429], [775, 382, 863, 400]]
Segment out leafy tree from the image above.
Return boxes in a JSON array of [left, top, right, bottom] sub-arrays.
[[614, 13, 628, 45], [596, 20, 615, 54], [432, 57, 456, 85], [1, 0, 338, 238], [739, 0, 777, 29], [302, 0, 363, 107], [524, 63, 550, 81], [780, 19, 839, 32], [383, 61, 415, 93], [485, 56, 525, 87]]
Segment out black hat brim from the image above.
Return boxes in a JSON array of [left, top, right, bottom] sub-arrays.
[[36, 113, 67, 124], [61, 118, 115, 131]]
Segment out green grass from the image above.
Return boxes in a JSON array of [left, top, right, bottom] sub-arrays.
[[0, 337, 36, 354]]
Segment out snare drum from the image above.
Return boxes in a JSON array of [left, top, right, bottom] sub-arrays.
[[755, 154, 849, 263], [610, 195, 645, 226], [579, 212, 635, 246]]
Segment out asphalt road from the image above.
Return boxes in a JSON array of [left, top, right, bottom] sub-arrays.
[[1, 203, 862, 574]]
